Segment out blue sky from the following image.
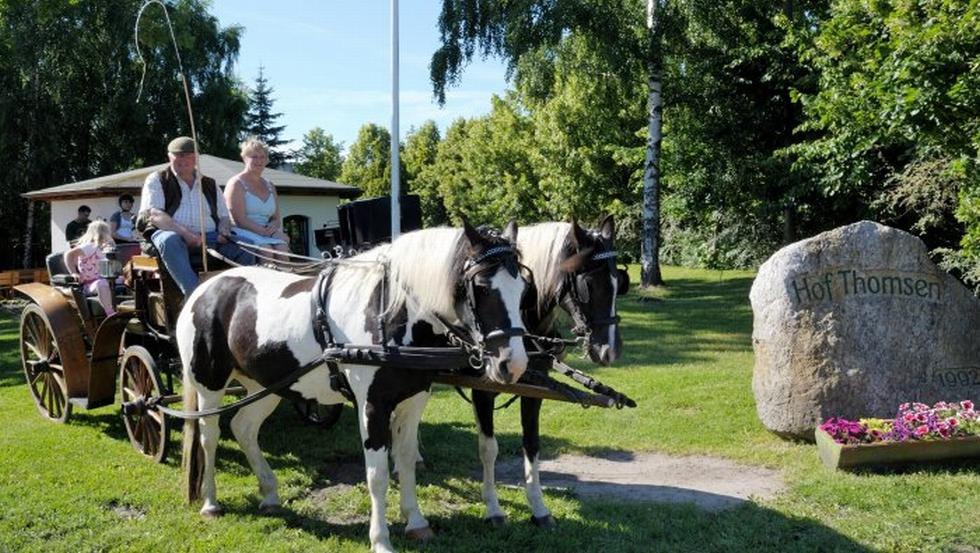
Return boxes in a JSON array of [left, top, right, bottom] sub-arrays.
[[210, 1, 510, 151]]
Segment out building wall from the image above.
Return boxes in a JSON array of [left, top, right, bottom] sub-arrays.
[[278, 194, 341, 257], [48, 193, 340, 256], [49, 196, 140, 253]]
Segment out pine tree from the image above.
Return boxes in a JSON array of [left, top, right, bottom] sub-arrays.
[[244, 66, 287, 167]]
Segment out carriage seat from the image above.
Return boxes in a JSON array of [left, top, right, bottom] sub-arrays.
[[45, 251, 113, 317]]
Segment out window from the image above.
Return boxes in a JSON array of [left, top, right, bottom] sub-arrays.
[[283, 215, 309, 256]]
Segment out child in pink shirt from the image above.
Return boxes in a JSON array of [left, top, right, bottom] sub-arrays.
[[64, 220, 116, 317]]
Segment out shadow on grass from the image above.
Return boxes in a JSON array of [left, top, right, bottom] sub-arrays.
[[603, 276, 756, 370], [168, 411, 871, 552], [0, 313, 23, 388]]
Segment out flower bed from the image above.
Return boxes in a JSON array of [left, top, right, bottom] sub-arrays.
[[816, 401, 980, 470]]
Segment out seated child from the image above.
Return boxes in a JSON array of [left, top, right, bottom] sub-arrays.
[[64, 220, 116, 317]]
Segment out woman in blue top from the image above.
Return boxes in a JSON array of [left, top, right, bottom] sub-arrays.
[[224, 137, 290, 258]]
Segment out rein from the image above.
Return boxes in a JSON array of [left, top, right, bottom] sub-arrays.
[[563, 247, 622, 345]]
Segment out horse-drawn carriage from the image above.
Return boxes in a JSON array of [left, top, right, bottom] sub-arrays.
[[15, 244, 235, 461], [15, 214, 636, 552]]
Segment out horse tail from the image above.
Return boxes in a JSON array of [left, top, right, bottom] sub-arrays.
[[181, 370, 204, 503]]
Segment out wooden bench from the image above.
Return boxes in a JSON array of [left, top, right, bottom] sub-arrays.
[[0, 270, 18, 297]]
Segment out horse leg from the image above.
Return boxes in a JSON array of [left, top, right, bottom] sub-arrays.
[[472, 389, 506, 526], [197, 388, 225, 518], [230, 375, 282, 512], [349, 367, 396, 553], [391, 391, 433, 541], [520, 397, 555, 528]]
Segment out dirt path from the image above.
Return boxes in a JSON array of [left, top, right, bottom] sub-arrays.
[[493, 451, 785, 511]]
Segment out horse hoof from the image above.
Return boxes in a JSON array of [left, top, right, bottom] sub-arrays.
[[200, 505, 224, 519], [530, 514, 557, 529], [484, 515, 507, 528], [258, 503, 282, 515], [405, 525, 435, 542]]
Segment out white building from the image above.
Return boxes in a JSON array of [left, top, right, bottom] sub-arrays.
[[23, 155, 360, 255]]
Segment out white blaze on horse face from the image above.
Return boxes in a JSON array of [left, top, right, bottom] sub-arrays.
[[609, 272, 618, 355], [489, 266, 528, 383]]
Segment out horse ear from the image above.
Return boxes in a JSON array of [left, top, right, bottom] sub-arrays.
[[598, 214, 615, 240], [559, 247, 594, 273], [569, 217, 590, 248], [502, 219, 518, 243], [462, 217, 482, 247]]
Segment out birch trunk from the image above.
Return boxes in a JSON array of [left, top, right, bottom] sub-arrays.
[[641, 0, 664, 286], [22, 201, 34, 269]]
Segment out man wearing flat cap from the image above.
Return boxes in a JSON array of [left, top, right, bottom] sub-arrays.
[[138, 136, 254, 296]]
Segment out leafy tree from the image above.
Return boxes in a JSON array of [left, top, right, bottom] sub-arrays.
[[0, 0, 246, 268], [402, 121, 447, 225], [788, 0, 980, 282], [655, 0, 827, 268], [292, 127, 344, 180], [244, 66, 287, 167], [430, 0, 664, 284], [339, 123, 396, 198]]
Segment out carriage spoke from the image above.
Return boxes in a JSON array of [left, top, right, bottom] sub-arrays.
[[122, 386, 138, 401], [147, 409, 164, 426], [24, 339, 43, 361]]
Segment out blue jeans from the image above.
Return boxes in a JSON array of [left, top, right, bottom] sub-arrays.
[[150, 230, 255, 296]]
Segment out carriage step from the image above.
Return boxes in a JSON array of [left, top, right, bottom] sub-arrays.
[[67, 396, 113, 410]]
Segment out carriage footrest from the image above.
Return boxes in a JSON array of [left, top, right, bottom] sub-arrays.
[[67, 396, 113, 410]]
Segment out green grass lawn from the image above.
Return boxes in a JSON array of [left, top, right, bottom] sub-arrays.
[[1, 266, 978, 552]]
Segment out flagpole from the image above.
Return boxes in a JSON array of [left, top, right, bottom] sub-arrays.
[[390, 0, 401, 240]]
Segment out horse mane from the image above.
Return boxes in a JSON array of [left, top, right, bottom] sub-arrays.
[[348, 227, 466, 321], [517, 222, 573, 313]]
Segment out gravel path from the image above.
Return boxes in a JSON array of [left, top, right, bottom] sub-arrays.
[[493, 451, 785, 511]]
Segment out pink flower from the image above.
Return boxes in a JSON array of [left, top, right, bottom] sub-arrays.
[[962, 400, 975, 411], [904, 413, 916, 423], [915, 413, 927, 423], [899, 402, 910, 411], [938, 426, 951, 438], [913, 402, 929, 412], [914, 425, 929, 437], [947, 418, 959, 427]]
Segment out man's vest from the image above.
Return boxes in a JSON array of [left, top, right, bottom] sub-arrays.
[[157, 169, 221, 228], [137, 169, 220, 239]]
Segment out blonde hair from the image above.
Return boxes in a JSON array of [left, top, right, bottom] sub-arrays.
[[77, 220, 114, 248], [240, 136, 269, 157]]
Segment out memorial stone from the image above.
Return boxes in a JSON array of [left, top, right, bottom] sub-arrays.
[[750, 221, 980, 439]]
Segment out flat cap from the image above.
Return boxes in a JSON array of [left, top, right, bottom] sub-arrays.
[[167, 136, 196, 154]]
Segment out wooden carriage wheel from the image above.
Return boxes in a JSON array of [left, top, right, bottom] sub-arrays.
[[292, 399, 344, 429], [20, 303, 73, 423], [119, 346, 170, 463]]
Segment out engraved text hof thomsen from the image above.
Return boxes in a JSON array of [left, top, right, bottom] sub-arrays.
[[787, 268, 943, 306]]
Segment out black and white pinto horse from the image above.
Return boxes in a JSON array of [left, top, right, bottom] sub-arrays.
[[176, 222, 530, 553], [464, 215, 626, 527]]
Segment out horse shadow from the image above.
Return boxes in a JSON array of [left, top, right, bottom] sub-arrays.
[[181, 404, 873, 552]]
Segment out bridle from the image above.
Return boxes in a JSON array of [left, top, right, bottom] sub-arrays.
[[442, 243, 530, 369], [562, 245, 624, 344]]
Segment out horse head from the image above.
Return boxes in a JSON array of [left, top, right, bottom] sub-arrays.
[[459, 219, 530, 384], [558, 214, 626, 366]]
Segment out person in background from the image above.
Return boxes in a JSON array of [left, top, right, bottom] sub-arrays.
[[137, 136, 254, 296], [110, 194, 137, 242], [64, 220, 116, 317], [65, 205, 92, 244], [224, 136, 290, 258]]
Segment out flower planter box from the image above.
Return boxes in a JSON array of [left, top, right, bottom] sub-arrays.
[[815, 427, 980, 470]]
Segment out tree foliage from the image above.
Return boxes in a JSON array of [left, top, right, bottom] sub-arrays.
[[0, 0, 247, 268], [339, 123, 397, 198], [244, 66, 287, 167], [292, 127, 343, 181], [402, 121, 447, 225], [788, 0, 980, 266]]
